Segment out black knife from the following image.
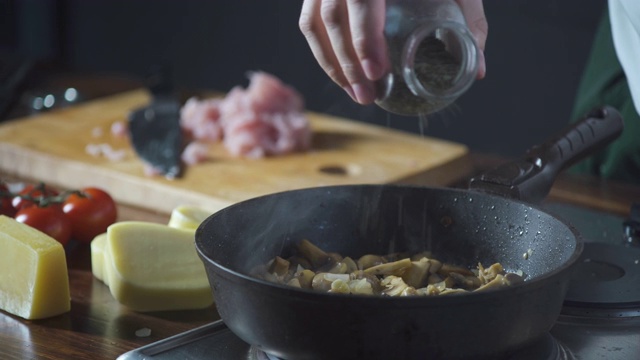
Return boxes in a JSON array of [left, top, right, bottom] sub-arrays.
[[128, 67, 183, 179]]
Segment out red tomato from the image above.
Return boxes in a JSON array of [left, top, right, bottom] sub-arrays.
[[12, 183, 60, 211], [16, 206, 72, 246], [63, 187, 117, 243], [0, 183, 16, 217]]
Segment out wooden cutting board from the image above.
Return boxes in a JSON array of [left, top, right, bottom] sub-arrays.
[[0, 90, 469, 214]]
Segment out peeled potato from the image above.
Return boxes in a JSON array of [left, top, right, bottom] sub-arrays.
[[167, 205, 211, 231]]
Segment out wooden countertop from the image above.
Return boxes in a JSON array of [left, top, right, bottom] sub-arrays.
[[0, 203, 220, 360], [1, 155, 638, 360]]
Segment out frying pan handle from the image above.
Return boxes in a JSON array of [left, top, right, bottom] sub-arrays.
[[469, 106, 624, 203]]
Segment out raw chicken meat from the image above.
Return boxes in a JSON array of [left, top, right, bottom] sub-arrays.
[[110, 121, 128, 138], [223, 111, 311, 159], [181, 141, 210, 165], [180, 71, 311, 161], [244, 71, 304, 113], [85, 143, 127, 162], [180, 97, 223, 142]]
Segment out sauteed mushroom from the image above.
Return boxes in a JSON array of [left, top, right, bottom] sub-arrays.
[[381, 276, 412, 296], [401, 257, 438, 288], [255, 239, 525, 296], [357, 254, 385, 270], [363, 258, 412, 276], [268, 256, 290, 277], [297, 239, 333, 268], [296, 269, 316, 289], [312, 273, 350, 291], [351, 271, 384, 294]]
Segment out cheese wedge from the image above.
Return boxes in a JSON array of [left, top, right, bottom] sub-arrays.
[[167, 205, 211, 231], [90, 233, 109, 285], [0, 215, 70, 320], [104, 221, 213, 312]]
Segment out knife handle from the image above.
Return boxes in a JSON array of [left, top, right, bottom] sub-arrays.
[[469, 106, 624, 203], [146, 65, 174, 97]]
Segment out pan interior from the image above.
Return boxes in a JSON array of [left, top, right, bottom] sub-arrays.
[[196, 185, 580, 284]]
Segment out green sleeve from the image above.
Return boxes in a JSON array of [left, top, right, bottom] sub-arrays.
[[570, 9, 640, 184]]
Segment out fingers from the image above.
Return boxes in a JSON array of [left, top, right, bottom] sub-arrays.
[[346, 0, 388, 81], [321, 0, 374, 103], [456, 0, 488, 79], [300, 0, 354, 98], [299, 0, 386, 104]]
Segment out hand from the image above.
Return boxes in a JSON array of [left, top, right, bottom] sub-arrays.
[[457, 0, 488, 77], [299, 0, 488, 105]]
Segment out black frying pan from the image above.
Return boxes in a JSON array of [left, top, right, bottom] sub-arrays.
[[196, 107, 623, 360]]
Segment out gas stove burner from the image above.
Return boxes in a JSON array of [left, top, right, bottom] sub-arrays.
[[507, 334, 575, 360], [247, 335, 575, 360], [564, 242, 640, 309], [249, 347, 282, 360]]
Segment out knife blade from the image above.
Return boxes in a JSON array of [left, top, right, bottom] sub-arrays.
[[128, 67, 183, 179]]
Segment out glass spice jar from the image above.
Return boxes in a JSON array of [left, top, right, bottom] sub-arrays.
[[375, 0, 479, 116]]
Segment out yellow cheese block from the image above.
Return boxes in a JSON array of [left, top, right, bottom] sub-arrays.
[[0, 215, 70, 320], [104, 221, 213, 312], [167, 205, 212, 231], [90, 233, 109, 285]]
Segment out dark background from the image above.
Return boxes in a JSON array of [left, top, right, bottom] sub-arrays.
[[1, 0, 606, 157]]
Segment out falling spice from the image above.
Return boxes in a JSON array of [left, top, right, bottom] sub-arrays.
[[376, 36, 461, 116]]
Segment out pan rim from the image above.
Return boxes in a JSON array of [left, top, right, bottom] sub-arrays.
[[195, 184, 584, 304]]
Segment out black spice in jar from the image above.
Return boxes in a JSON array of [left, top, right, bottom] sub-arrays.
[[376, 36, 461, 116]]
